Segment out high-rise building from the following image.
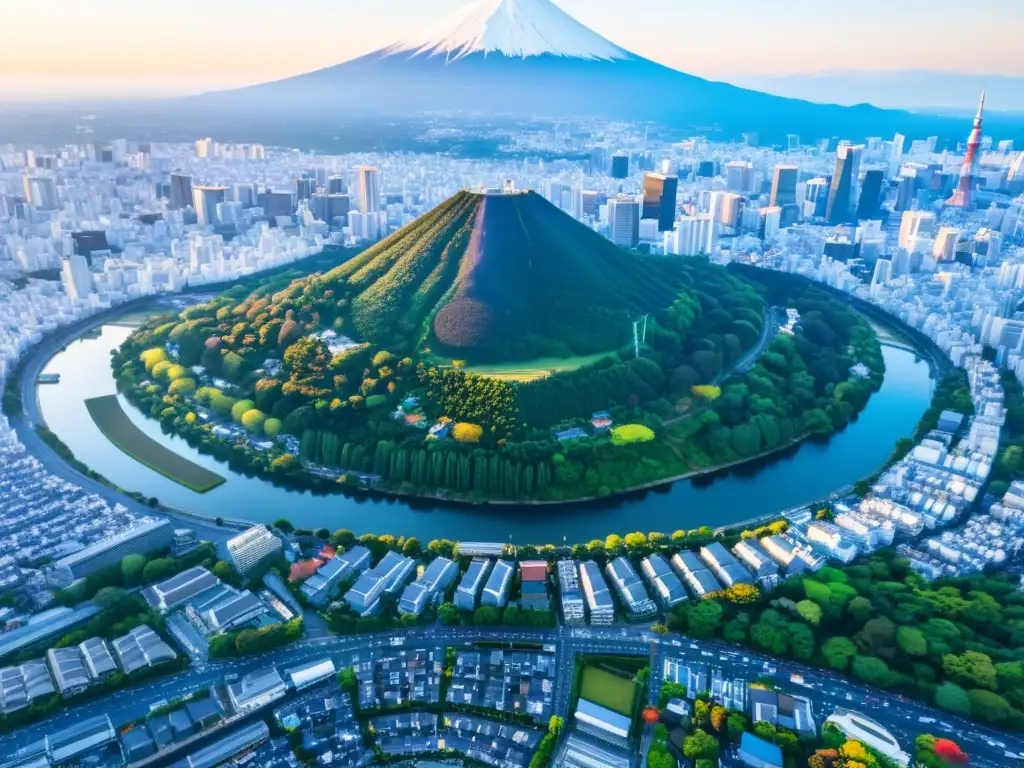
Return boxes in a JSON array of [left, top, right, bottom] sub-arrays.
[[898, 210, 936, 250], [760, 206, 782, 240], [1007, 152, 1024, 195], [871, 259, 893, 292], [358, 167, 380, 214], [803, 178, 830, 219], [610, 153, 629, 179], [233, 183, 257, 209], [932, 227, 961, 261], [607, 196, 639, 248], [22, 175, 57, 210], [295, 178, 316, 201], [664, 214, 718, 255], [826, 145, 864, 224], [169, 173, 193, 210], [227, 525, 283, 575], [195, 137, 213, 158], [61, 254, 93, 302], [327, 175, 347, 195], [709, 192, 743, 228], [725, 161, 753, 193], [890, 133, 906, 173], [857, 169, 885, 220], [193, 185, 227, 228], [947, 90, 986, 209], [787, 134, 801, 151], [641, 173, 678, 232], [261, 190, 294, 217], [769, 165, 799, 207], [544, 181, 568, 209]]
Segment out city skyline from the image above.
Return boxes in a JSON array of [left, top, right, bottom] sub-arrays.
[[3, 0, 1024, 100]]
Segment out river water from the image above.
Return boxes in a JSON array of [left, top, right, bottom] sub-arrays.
[[41, 322, 934, 543]]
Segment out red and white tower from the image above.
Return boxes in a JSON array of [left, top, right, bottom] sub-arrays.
[[946, 89, 986, 208]]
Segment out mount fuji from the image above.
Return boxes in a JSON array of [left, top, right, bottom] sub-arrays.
[[195, 0, 985, 143]]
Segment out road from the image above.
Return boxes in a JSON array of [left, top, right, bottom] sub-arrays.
[[4, 624, 1022, 768]]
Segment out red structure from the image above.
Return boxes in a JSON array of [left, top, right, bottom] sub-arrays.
[[946, 89, 986, 209], [519, 561, 548, 582]]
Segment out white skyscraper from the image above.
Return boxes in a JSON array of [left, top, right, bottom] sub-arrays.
[[195, 137, 213, 158], [725, 161, 753, 193], [932, 227, 961, 261], [22, 175, 57, 210], [664, 214, 718, 255], [193, 186, 227, 228], [607, 196, 639, 248], [898, 210, 936, 250], [358, 167, 381, 215], [61, 254, 93, 302], [871, 259, 893, 293]]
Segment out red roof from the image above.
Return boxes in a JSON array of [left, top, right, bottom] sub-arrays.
[[289, 560, 322, 582], [519, 561, 548, 581]]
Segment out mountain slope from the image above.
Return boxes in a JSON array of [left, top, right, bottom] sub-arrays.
[[193, 0, 989, 143], [323, 190, 689, 361]]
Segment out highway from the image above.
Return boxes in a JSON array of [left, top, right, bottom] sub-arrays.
[[4, 624, 1023, 767]]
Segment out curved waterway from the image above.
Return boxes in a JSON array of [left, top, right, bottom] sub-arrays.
[[40, 320, 934, 543]]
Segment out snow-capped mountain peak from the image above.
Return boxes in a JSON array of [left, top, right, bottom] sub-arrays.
[[385, 0, 633, 63]]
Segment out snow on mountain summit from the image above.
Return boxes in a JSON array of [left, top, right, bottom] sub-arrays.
[[385, 0, 633, 62]]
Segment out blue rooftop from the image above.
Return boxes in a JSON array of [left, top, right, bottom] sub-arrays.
[[740, 732, 784, 767]]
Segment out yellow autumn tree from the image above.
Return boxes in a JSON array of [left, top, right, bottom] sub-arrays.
[[691, 384, 722, 401], [453, 422, 484, 443]]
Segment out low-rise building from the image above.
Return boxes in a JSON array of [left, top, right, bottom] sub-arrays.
[[573, 698, 630, 748], [455, 558, 492, 611], [46, 646, 91, 697], [50, 519, 174, 584], [399, 556, 457, 616], [286, 658, 337, 691], [142, 566, 219, 613], [0, 659, 55, 714], [670, 550, 722, 598], [732, 539, 781, 588], [825, 707, 910, 767], [700, 542, 753, 588], [300, 545, 371, 606], [605, 557, 657, 619], [578, 561, 614, 625], [481, 560, 514, 607], [44, 714, 117, 765], [177, 721, 270, 768], [749, 688, 815, 735], [640, 553, 687, 609], [227, 667, 287, 714], [557, 560, 585, 625], [79, 637, 117, 680], [738, 732, 784, 768], [111, 625, 177, 674]]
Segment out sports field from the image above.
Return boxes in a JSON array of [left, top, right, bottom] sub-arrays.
[[579, 665, 636, 716], [85, 395, 225, 493], [452, 351, 615, 383]]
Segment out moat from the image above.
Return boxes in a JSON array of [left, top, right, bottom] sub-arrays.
[[37, 310, 935, 543]]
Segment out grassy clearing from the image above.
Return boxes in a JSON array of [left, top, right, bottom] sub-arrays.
[[579, 665, 636, 716], [428, 351, 617, 383], [85, 395, 225, 493]]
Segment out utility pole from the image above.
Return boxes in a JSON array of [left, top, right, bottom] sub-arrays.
[[642, 314, 648, 345], [633, 320, 640, 358]]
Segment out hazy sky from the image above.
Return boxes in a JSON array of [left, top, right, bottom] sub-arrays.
[[3, 0, 1023, 99]]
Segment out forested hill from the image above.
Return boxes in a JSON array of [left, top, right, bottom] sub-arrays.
[[321, 190, 691, 361]]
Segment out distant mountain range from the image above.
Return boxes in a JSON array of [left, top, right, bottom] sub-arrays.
[[186, 0, 1024, 145], [731, 71, 1024, 114]]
